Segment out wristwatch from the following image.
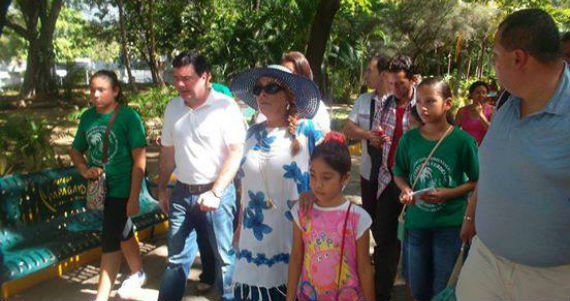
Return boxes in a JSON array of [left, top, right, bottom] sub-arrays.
[[212, 186, 224, 198]]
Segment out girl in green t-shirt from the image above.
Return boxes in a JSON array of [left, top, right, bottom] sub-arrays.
[[70, 70, 148, 301], [393, 78, 478, 301]]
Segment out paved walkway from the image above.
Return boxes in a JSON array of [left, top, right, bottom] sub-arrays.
[[8, 153, 408, 301]]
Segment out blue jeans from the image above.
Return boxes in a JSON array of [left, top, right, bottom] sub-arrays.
[[158, 183, 236, 301], [404, 227, 461, 301]]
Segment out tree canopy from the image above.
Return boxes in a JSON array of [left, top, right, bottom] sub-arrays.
[[1, 0, 569, 101]]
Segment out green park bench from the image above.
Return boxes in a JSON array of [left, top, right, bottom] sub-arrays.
[[0, 167, 167, 298]]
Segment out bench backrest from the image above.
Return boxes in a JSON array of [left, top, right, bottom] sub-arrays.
[[0, 167, 87, 227]]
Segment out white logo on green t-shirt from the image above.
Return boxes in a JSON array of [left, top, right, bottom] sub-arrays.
[[86, 125, 119, 166], [413, 157, 452, 213]]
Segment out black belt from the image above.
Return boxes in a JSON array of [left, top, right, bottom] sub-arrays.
[[178, 182, 214, 194]]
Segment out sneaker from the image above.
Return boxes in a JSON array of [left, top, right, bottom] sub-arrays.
[[117, 270, 147, 298]]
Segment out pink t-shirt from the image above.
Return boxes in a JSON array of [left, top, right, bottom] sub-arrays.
[[460, 104, 493, 145], [292, 201, 371, 301]]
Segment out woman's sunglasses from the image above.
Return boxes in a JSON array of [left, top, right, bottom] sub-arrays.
[[253, 83, 284, 96]]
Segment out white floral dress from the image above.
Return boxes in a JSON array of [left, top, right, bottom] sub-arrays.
[[232, 119, 323, 301]]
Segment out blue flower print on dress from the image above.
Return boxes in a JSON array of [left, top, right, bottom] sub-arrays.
[[296, 119, 324, 155], [283, 162, 310, 193], [235, 249, 290, 267], [252, 128, 276, 153], [243, 191, 273, 241], [284, 200, 296, 221], [246, 123, 264, 140]]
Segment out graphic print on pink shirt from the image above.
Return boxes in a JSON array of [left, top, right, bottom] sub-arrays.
[[297, 205, 364, 301]]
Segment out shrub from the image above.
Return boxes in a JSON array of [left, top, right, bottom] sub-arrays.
[[1, 115, 58, 173], [127, 86, 178, 119], [61, 65, 88, 101]]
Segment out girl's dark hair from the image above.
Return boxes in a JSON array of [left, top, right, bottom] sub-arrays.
[[310, 132, 351, 175], [410, 105, 423, 125], [418, 77, 453, 99], [417, 77, 455, 125], [281, 51, 314, 81], [468, 81, 489, 95], [89, 70, 125, 104]]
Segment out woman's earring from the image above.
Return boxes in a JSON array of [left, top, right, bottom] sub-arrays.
[[342, 183, 347, 192]]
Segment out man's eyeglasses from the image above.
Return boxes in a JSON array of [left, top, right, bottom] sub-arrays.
[[174, 75, 198, 82], [253, 83, 284, 96]]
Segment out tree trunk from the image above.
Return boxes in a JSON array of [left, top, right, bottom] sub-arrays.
[[476, 36, 487, 79], [456, 35, 463, 78], [305, 0, 341, 95], [447, 52, 452, 75], [0, 0, 11, 37], [435, 47, 441, 76], [116, 0, 136, 91], [21, 34, 58, 99], [145, 0, 164, 87], [8, 0, 63, 100], [466, 56, 472, 80], [254, 0, 261, 10]]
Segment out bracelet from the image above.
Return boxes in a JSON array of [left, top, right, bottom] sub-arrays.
[[463, 215, 473, 221]]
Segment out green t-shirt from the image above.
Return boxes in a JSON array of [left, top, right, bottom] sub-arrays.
[[72, 105, 147, 198], [393, 127, 479, 229], [212, 82, 233, 97]]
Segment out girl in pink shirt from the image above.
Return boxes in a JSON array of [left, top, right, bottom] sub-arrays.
[[286, 132, 374, 301], [455, 81, 493, 145]]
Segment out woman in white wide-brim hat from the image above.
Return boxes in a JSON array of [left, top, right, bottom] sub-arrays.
[[230, 65, 323, 301]]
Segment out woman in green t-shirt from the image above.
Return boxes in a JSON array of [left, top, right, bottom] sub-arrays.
[[393, 78, 479, 301], [70, 70, 147, 301]]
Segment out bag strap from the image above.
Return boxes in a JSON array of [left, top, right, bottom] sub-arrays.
[[368, 93, 377, 130], [399, 125, 454, 219], [102, 105, 120, 164], [367, 94, 383, 159], [410, 125, 453, 190], [337, 202, 353, 291], [447, 242, 466, 287]]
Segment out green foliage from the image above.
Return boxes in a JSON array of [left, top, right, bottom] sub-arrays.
[[158, 0, 382, 100], [2, 4, 119, 66], [169, 0, 315, 79], [330, 106, 351, 131], [3, 0, 569, 102], [0, 31, 26, 61], [126, 86, 178, 119], [54, 5, 120, 63], [0, 154, 13, 176], [66, 106, 89, 121], [0, 132, 13, 176], [379, 0, 499, 77], [61, 64, 88, 100], [325, 1, 388, 100], [0, 115, 58, 173]]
